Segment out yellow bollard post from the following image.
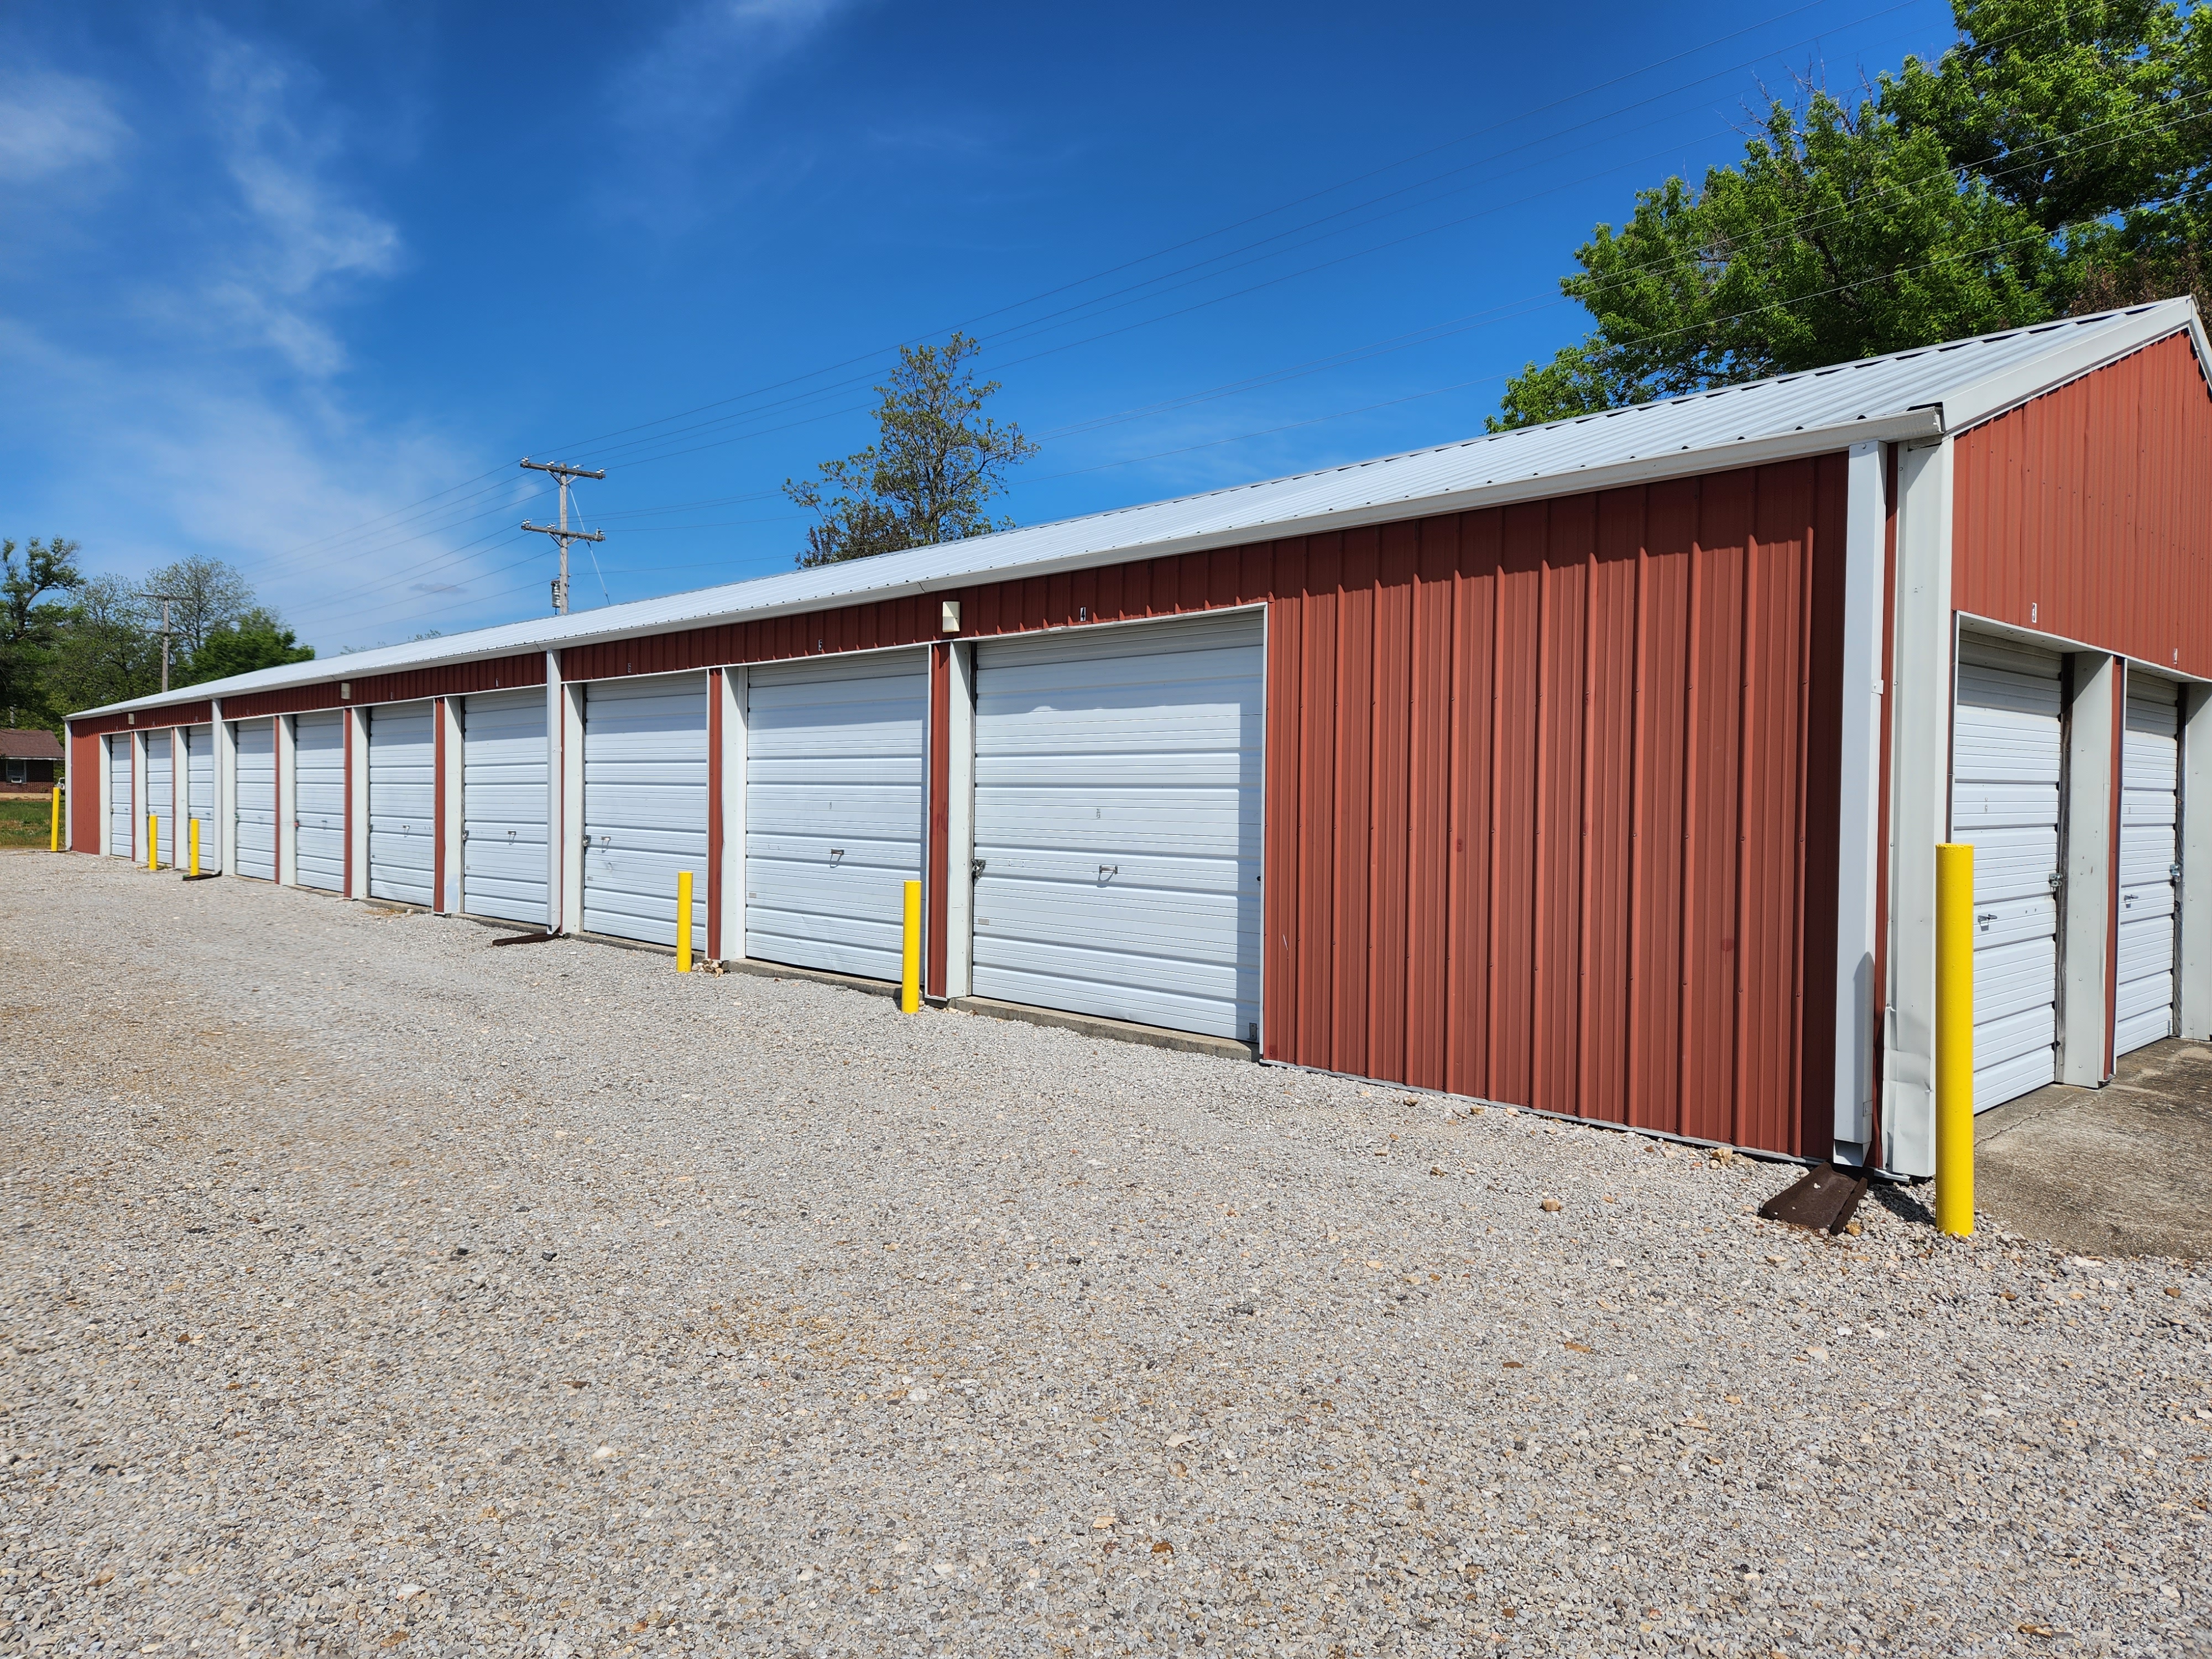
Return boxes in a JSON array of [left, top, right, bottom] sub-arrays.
[[50, 785, 61, 852], [1934, 841, 1976, 1238], [147, 812, 158, 872], [189, 818, 201, 878], [675, 870, 694, 973], [901, 878, 922, 1014]]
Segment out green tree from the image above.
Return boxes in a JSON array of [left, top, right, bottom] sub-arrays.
[[1, 536, 84, 730], [1884, 0, 2212, 312], [140, 556, 258, 658], [784, 333, 1038, 567], [44, 576, 160, 714], [1493, 94, 2053, 429], [182, 611, 315, 685], [1494, 0, 2212, 429]]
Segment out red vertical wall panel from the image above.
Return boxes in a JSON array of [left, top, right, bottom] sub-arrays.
[[1953, 331, 2212, 673], [1369, 522, 1416, 1084], [69, 727, 101, 851], [1331, 533, 1375, 1081], [1264, 455, 1849, 1157], [1405, 520, 1456, 1091]]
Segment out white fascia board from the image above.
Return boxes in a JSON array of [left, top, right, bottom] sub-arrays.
[[1939, 299, 2210, 435], [71, 411, 1942, 722]]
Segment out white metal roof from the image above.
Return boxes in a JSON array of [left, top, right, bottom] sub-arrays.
[[76, 298, 2210, 720]]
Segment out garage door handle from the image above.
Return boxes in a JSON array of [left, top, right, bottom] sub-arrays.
[[1976, 911, 1997, 928], [1099, 864, 1119, 880]]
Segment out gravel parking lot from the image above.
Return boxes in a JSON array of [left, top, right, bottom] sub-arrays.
[[4, 852, 2209, 1658]]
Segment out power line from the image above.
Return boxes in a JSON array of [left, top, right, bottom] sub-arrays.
[[518, 459, 607, 616], [262, 4, 2140, 629], [252, 0, 1934, 566]]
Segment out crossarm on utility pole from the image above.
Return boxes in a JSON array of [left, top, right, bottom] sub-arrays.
[[520, 458, 607, 481]]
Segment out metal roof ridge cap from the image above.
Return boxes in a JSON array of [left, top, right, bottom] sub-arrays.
[[1936, 300, 2208, 434]]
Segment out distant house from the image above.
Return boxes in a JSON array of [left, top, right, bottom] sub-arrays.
[[0, 729, 63, 796]]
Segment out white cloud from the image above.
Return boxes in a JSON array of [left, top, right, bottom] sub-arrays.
[[198, 30, 402, 374], [615, 0, 854, 138], [0, 67, 129, 181], [0, 35, 511, 652]]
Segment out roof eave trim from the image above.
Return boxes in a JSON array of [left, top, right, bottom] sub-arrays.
[[66, 410, 1937, 725]]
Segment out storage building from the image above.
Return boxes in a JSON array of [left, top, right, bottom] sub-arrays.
[[64, 300, 2212, 1176]]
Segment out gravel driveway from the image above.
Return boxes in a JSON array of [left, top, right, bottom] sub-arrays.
[[4, 852, 2208, 1657]]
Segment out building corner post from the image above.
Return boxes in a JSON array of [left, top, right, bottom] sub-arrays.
[[1833, 440, 1887, 1163], [212, 701, 235, 878], [1882, 435, 1954, 1178], [2060, 653, 2120, 1082], [345, 705, 370, 899], [554, 654, 585, 936], [716, 666, 747, 964]]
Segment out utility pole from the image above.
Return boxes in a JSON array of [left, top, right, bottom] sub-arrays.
[[150, 593, 181, 693], [520, 459, 607, 616]]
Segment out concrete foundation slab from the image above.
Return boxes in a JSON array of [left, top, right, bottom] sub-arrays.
[[1974, 1037, 2212, 1260]]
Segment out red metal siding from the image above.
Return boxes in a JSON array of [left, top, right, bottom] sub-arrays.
[[69, 728, 100, 851], [70, 700, 214, 738], [1953, 331, 2212, 671], [1264, 455, 1849, 1156], [219, 653, 546, 720]]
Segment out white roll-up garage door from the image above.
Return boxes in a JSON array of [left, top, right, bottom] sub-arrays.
[[295, 711, 347, 892], [744, 652, 927, 979], [367, 702, 435, 906], [1952, 633, 2065, 1110], [107, 733, 133, 857], [183, 724, 220, 873], [235, 719, 276, 880], [462, 690, 549, 926], [973, 612, 1264, 1041], [2116, 676, 2182, 1056], [583, 673, 708, 947], [145, 729, 175, 868]]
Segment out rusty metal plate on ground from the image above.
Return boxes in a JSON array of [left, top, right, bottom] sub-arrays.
[[1758, 1164, 1869, 1235]]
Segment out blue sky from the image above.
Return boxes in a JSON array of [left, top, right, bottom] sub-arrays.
[[0, 0, 1962, 654]]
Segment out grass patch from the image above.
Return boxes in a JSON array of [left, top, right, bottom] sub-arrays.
[[0, 795, 62, 849]]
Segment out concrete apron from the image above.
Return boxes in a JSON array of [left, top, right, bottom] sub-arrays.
[[1974, 1036, 2212, 1260]]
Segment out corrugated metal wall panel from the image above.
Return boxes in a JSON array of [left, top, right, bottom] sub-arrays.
[[1954, 332, 2212, 672], [70, 727, 100, 852], [1263, 455, 1848, 1156]]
